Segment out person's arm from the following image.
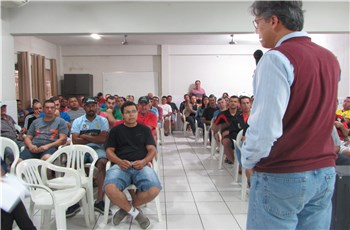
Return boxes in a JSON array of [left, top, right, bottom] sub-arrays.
[[334, 121, 350, 141], [241, 51, 294, 169], [132, 145, 157, 170], [24, 134, 39, 153], [105, 108, 117, 126], [106, 147, 132, 170], [79, 130, 108, 144], [38, 133, 67, 152]]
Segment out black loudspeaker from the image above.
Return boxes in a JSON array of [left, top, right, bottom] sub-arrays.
[[330, 166, 350, 230]]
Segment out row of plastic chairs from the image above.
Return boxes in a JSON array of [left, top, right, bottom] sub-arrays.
[[1, 137, 96, 229], [1, 136, 162, 228], [214, 130, 248, 200]]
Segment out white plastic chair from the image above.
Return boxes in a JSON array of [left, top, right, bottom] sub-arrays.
[[103, 158, 162, 224], [0, 136, 20, 174], [195, 120, 203, 143], [203, 118, 214, 148], [234, 130, 248, 201], [46, 144, 98, 223], [211, 128, 218, 158], [217, 131, 225, 169], [156, 123, 164, 153], [182, 113, 189, 134], [16, 159, 90, 229]]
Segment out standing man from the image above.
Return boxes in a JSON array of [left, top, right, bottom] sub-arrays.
[[70, 97, 110, 215], [20, 99, 69, 161], [104, 101, 161, 229], [241, 1, 340, 229], [190, 80, 206, 98]]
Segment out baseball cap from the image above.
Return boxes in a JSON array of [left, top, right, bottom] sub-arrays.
[[138, 96, 149, 104], [84, 97, 97, 105]]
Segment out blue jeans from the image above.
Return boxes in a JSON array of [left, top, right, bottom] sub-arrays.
[[103, 164, 162, 192], [247, 167, 336, 230]]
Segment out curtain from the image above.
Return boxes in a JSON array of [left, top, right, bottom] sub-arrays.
[[17, 52, 31, 109], [31, 54, 46, 102], [50, 59, 58, 96]]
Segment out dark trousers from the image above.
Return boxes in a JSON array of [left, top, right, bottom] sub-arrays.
[[186, 116, 196, 135], [1, 200, 36, 230]]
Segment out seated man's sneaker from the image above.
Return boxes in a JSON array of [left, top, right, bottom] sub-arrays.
[[113, 208, 129, 225], [66, 203, 81, 218], [94, 200, 112, 215], [135, 209, 150, 229]]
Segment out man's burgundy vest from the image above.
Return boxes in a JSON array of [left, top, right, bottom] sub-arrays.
[[255, 36, 340, 173]]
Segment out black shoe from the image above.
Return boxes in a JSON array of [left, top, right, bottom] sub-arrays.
[[224, 158, 233, 164], [94, 200, 112, 215], [66, 203, 81, 218]]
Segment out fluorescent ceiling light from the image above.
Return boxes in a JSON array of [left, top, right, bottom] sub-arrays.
[[90, 33, 101, 40]]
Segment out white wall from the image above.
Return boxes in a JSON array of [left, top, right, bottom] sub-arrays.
[[3, 1, 350, 112], [5, 2, 349, 34], [1, 9, 17, 119]]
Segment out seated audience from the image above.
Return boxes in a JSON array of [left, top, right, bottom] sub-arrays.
[[212, 96, 244, 164], [151, 96, 163, 124], [20, 99, 68, 161], [59, 97, 69, 112], [159, 96, 172, 136], [213, 97, 227, 120], [39, 96, 71, 123], [23, 101, 43, 134], [66, 96, 85, 123], [167, 95, 179, 132], [68, 97, 110, 216], [183, 95, 198, 135], [201, 95, 218, 129], [126, 95, 135, 102], [196, 95, 209, 128], [336, 96, 350, 125], [100, 96, 123, 128], [17, 99, 28, 127], [1, 103, 24, 167], [190, 80, 206, 98], [104, 101, 161, 229], [137, 96, 158, 138]]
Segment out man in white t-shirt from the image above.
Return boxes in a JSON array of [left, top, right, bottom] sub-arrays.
[[159, 96, 172, 136]]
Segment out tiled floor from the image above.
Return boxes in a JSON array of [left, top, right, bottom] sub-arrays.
[[20, 131, 248, 230]]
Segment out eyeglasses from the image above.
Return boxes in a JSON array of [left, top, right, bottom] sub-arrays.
[[252, 18, 264, 29], [124, 110, 138, 115]]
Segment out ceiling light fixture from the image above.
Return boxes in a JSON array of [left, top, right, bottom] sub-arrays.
[[122, 35, 128, 45], [229, 34, 237, 45], [90, 33, 101, 40]]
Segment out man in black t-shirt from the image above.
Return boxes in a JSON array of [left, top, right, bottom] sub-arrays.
[[212, 96, 245, 163], [103, 101, 161, 229]]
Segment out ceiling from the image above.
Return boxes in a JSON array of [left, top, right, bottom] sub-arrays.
[[32, 33, 260, 46]]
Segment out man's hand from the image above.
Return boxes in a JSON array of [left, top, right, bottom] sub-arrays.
[[246, 169, 254, 181], [29, 145, 39, 153], [118, 160, 132, 170], [132, 160, 146, 170], [37, 145, 49, 152]]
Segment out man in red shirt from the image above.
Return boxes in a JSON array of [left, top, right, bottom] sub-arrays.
[[137, 96, 157, 138]]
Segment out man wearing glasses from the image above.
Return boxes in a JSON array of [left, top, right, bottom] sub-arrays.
[[241, 1, 340, 229], [104, 101, 161, 229]]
